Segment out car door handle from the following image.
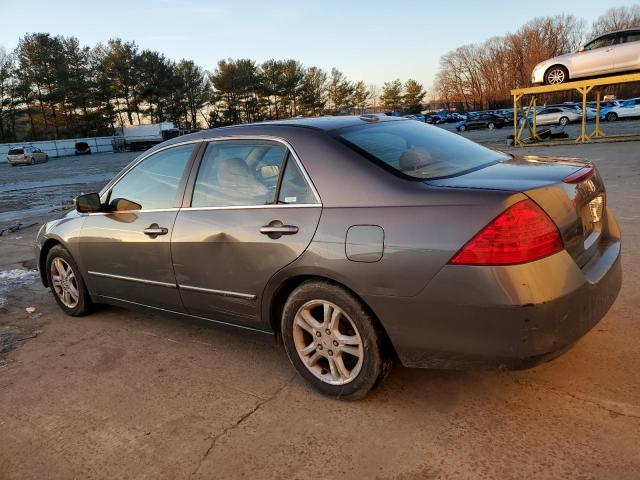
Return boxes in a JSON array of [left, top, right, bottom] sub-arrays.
[[143, 225, 168, 236], [260, 225, 299, 235]]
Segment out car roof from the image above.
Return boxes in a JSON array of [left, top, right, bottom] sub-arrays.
[[589, 27, 640, 42], [164, 115, 408, 144]]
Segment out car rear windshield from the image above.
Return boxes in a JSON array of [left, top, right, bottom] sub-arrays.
[[8, 148, 24, 155], [335, 120, 508, 180]]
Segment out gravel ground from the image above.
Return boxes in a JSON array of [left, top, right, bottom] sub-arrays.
[[0, 139, 639, 479]]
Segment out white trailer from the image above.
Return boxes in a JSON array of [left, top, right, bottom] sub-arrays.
[[114, 122, 179, 151]]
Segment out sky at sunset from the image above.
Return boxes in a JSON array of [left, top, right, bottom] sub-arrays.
[[1, 0, 637, 97]]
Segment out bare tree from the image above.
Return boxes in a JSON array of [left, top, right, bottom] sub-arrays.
[[592, 5, 640, 36]]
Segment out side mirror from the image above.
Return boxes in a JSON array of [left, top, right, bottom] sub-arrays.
[[74, 193, 102, 213], [578, 45, 585, 53]]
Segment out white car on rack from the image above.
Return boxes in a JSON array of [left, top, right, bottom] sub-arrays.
[[532, 28, 640, 85]]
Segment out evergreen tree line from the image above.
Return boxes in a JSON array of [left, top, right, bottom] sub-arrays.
[[0, 34, 426, 142]]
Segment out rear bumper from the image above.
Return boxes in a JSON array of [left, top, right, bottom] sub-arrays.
[[366, 215, 622, 370], [7, 158, 30, 165]]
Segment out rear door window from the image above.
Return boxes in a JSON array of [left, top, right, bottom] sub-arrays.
[[335, 120, 507, 180], [191, 140, 288, 208], [624, 32, 640, 44], [277, 158, 318, 204]]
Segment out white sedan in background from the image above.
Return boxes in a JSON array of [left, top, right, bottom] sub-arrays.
[[601, 98, 640, 121], [520, 106, 581, 126]]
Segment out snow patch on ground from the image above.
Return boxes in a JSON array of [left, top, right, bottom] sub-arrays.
[[0, 269, 38, 308]]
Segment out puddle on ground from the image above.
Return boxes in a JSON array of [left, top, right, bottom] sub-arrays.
[[0, 269, 39, 308]]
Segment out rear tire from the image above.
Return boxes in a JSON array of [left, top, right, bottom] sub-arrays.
[[458, 124, 466, 132], [30, 158, 35, 165], [606, 112, 618, 122], [46, 245, 93, 316], [559, 116, 569, 126], [488, 122, 495, 130], [281, 280, 392, 400]]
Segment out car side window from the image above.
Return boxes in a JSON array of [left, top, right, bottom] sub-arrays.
[[624, 32, 640, 44], [278, 157, 317, 204], [109, 144, 194, 210], [191, 140, 287, 208], [584, 34, 616, 51]]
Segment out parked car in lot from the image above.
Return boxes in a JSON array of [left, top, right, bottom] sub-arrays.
[[600, 97, 640, 121], [587, 100, 620, 110], [532, 28, 640, 85], [402, 114, 425, 123], [456, 113, 506, 131], [6, 146, 49, 166], [424, 114, 440, 124], [36, 116, 621, 399], [519, 106, 582, 126], [74, 142, 92, 155]]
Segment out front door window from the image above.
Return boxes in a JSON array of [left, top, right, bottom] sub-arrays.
[[109, 144, 194, 210]]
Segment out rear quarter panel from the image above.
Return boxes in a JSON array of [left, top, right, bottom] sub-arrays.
[[263, 187, 524, 324]]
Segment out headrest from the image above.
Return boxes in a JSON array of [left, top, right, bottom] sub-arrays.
[[399, 147, 433, 172]]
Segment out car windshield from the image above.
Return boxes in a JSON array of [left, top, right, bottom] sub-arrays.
[[335, 120, 508, 180], [8, 148, 24, 155]]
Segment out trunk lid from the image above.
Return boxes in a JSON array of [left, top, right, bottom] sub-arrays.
[[428, 155, 606, 267]]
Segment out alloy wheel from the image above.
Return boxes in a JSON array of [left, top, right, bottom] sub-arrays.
[[546, 68, 565, 85], [292, 300, 364, 385], [50, 257, 80, 308]]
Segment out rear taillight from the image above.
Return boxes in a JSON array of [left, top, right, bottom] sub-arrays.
[[449, 199, 563, 266]]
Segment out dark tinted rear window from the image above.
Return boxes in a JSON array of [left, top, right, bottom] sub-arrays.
[[8, 148, 24, 155], [335, 120, 507, 179]]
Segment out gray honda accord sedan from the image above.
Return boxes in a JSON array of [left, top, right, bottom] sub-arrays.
[[35, 116, 621, 399]]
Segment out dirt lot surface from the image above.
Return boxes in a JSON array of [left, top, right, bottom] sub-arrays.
[[0, 140, 639, 479]]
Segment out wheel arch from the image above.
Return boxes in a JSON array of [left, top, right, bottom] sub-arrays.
[[264, 273, 398, 359], [39, 238, 62, 287]]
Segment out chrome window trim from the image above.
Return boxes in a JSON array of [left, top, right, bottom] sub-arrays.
[[183, 203, 321, 212], [88, 271, 176, 288], [84, 207, 181, 216], [178, 284, 257, 300], [82, 204, 320, 216], [99, 135, 322, 206]]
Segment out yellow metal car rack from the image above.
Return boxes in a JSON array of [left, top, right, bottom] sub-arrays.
[[510, 72, 640, 146]]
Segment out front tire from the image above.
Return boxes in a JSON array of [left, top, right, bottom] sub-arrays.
[[559, 116, 569, 126], [606, 112, 618, 122], [281, 281, 392, 400], [545, 65, 568, 85], [487, 122, 495, 130], [458, 124, 466, 132], [46, 245, 92, 316]]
